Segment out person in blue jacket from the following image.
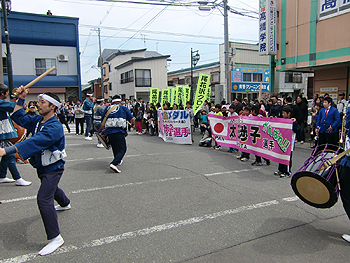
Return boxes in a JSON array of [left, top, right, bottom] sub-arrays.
[[0, 83, 31, 186], [0, 87, 70, 256], [83, 93, 94, 141], [315, 96, 341, 146], [102, 95, 135, 173]]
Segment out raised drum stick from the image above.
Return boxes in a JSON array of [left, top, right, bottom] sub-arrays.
[[13, 66, 57, 96], [318, 148, 350, 171]]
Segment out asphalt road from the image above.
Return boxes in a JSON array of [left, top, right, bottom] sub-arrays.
[[1, 125, 349, 263]]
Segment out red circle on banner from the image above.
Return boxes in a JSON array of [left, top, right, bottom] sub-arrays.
[[214, 123, 224, 134]]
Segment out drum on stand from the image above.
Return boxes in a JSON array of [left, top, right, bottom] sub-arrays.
[[291, 144, 343, 209]]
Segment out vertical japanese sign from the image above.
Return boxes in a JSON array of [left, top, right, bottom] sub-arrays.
[[176, 86, 183, 105], [206, 85, 211, 102], [161, 88, 170, 109], [259, 0, 276, 56], [319, 0, 350, 20], [193, 73, 211, 115], [149, 88, 159, 106], [183, 85, 191, 104], [208, 114, 293, 165], [171, 87, 177, 106], [158, 110, 192, 144]]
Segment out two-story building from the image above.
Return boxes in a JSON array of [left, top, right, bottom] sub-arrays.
[[275, 0, 350, 102], [99, 48, 170, 101], [1, 11, 81, 102]]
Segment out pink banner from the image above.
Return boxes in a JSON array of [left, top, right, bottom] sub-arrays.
[[208, 114, 293, 165]]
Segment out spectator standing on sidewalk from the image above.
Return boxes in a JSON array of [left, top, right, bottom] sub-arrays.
[[74, 99, 84, 135]]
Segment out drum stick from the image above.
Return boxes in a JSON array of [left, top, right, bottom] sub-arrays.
[[335, 169, 341, 191], [24, 66, 56, 89], [318, 148, 350, 171]]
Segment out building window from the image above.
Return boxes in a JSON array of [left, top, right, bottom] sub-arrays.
[[135, 69, 151, 87], [211, 73, 220, 83], [35, 59, 57, 75], [102, 67, 106, 76], [2, 57, 7, 74], [121, 70, 134, 84], [243, 73, 252, 82], [109, 82, 112, 91], [185, 77, 191, 85], [104, 85, 108, 93], [253, 73, 262, 82], [285, 72, 302, 83]]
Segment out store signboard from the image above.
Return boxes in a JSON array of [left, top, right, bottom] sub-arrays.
[[259, 0, 277, 55], [319, 0, 350, 20], [231, 68, 270, 93]]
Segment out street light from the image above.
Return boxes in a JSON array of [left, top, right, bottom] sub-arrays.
[[1, 0, 13, 90], [190, 48, 200, 101]]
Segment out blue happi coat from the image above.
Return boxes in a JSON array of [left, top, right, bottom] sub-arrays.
[[11, 108, 66, 174], [0, 99, 17, 140]]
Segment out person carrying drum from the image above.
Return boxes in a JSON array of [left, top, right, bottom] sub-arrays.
[[340, 105, 350, 243], [0, 86, 70, 255], [102, 95, 135, 173], [0, 83, 31, 186], [315, 96, 341, 146]]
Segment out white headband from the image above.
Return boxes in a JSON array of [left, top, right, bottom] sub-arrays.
[[37, 93, 61, 107], [86, 93, 93, 97], [112, 98, 121, 103], [97, 98, 104, 102]]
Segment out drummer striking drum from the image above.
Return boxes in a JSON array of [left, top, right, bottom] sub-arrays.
[[0, 86, 70, 255]]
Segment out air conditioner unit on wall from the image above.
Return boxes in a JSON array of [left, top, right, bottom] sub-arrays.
[[58, 54, 68, 62]]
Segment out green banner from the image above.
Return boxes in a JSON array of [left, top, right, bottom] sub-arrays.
[[193, 73, 211, 115], [150, 88, 159, 106], [161, 88, 170, 109], [176, 86, 183, 105], [171, 87, 177, 106], [183, 85, 191, 104]]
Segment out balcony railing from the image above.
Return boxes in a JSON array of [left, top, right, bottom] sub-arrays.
[[135, 77, 152, 87]]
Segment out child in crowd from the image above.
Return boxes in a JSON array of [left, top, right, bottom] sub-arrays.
[[212, 104, 223, 150], [199, 110, 208, 134], [227, 105, 238, 153], [199, 123, 212, 147], [237, 106, 252, 161], [274, 106, 300, 178], [221, 105, 228, 117], [251, 105, 270, 166], [136, 106, 143, 135]]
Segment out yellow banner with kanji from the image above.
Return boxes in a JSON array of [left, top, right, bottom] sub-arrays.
[[193, 74, 211, 115], [183, 85, 191, 104], [176, 86, 183, 105], [161, 88, 170, 109], [150, 88, 159, 106]]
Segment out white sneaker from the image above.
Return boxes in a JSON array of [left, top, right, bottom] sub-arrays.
[[85, 137, 92, 141], [38, 234, 64, 256], [0, 177, 15, 183], [110, 164, 121, 173], [342, 234, 350, 243], [300, 141, 304, 144], [15, 178, 32, 186], [55, 204, 71, 211], [118, 159, 123, 166], [96, 143, 104, 148]]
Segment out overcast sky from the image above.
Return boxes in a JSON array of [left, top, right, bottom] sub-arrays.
[[11, 0, 259, 85]]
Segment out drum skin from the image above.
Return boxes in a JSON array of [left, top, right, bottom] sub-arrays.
[[291, 144, 343, 209], [10, 122, 26, 145]]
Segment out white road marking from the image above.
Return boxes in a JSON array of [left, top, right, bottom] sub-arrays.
[[282, 196, 300, 202], [0, 200, 280, 263], [1, 168, 263, 203]]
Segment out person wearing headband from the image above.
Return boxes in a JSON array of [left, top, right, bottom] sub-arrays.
[[0, 86, 71, 256], [0, 83, 32, 186], [93, 96, 105, 148], [102, 95, 135, 173], [83, 93, 94, 141]]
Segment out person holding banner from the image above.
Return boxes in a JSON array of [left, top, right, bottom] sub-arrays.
[[274, 106, 300, 177], [186, 101, 195, 143]]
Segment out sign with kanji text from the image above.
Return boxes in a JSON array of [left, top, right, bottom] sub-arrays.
[[183, 85, 191, 104], [259, 0, 276, 55], [193, 73, 211, 115], [319, 0, 350, 20], [161, 88, 170, 109], [176, 86, 183, 105], [149, 88, 159, 106], [158, 110, 192, 144], [208, 114, 293, 165], [171, 87, 177, 106]]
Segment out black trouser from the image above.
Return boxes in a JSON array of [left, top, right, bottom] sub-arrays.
[[340, 166, 350, 221], [240, 152, 250, 159], [37, 166, 70, 240], [59, 116, 70, 132], [278, 152, 293, 173], [108, 132, 127, 165], [318, 131, 339, 146], [75, 118, 84, 134], [255, 155, 269, 163]]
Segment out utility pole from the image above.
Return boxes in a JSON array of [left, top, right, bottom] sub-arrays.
[[1, 0, 12, 90], [97, 27, 104, 96], [223, 0, 230, 103]]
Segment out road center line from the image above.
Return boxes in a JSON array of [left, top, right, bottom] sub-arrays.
[[1, 168, 262, 204], [0, 200, 280, 263]]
